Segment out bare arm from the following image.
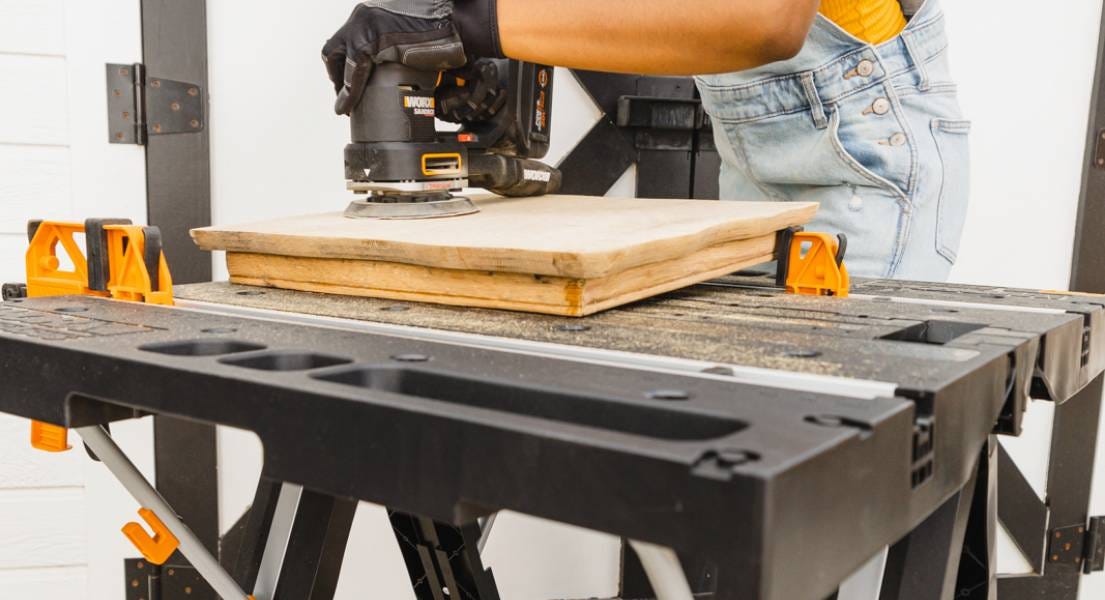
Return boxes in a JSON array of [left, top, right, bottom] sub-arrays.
[[498, 0, 821, 75]]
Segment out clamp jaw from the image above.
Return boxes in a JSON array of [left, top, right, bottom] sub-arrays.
[[777, 227, 851, 298]]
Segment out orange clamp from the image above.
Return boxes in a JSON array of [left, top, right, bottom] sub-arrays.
[[122, 508, 180, 566], [25, 220, 173, 305], [785, 232, 850, 298], [30, 421, 71, 452], [24, 219, 174, 451]]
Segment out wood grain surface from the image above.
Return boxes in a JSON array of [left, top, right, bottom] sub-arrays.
[[194, 195, 816, 279]]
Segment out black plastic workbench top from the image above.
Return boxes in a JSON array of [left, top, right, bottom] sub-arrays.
[[0, 276, 1101, 600], [177, 276, 1105, 410]]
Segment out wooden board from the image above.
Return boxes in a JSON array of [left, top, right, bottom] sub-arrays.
[[194, 195, 817, 316]]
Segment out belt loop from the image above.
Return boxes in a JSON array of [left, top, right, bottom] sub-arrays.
[[800, 72, 828, 129], [901, 30, 931, 91]]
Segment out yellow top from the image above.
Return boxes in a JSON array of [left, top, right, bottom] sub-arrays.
[[820, 0, 907, 44]]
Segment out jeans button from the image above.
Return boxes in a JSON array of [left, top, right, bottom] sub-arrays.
[[872, 98, 891, 115], [856, 60, 875, 77], [889, 132, 908, 146]]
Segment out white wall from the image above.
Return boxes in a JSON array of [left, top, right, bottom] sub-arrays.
[[0, 0, 150, 598]]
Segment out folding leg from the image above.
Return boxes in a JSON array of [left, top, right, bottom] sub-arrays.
[[879, 441, 988, 600], [389, 511, 501, 600]]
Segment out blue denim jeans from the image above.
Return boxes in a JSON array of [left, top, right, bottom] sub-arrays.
[[695, 0, 969, 280]]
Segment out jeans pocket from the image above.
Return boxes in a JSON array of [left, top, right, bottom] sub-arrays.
[[930, 118, 971, 263], [828, 109, 910, 200]]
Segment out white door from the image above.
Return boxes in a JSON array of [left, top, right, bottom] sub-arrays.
[[0, 1, 153, 598]]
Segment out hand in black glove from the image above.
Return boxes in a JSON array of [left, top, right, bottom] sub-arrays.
[[435, 58, 508, 124], [323, 1, 467, 115]]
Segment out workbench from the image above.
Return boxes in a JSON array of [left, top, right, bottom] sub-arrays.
[[1, 275, 1103, 600]]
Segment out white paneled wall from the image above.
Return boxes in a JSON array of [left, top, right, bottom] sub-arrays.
[[0, 0, 148, 599]]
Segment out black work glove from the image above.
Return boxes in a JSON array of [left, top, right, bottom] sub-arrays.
[[323, 1, 467, 115]]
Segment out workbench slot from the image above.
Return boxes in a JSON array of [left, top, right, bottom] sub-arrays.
[[219, 350, 353, 372], [139, 339, 267, 357], [312, 366, 745, 441], [880, 320, 985, 346]]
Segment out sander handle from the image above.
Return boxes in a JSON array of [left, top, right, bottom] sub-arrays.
[[468, 153, 562, 197]]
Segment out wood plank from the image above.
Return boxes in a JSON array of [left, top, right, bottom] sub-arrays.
[[194, 195, 816, 279], [0, 144, 73, 234], [0, 54, 69, 145], [0, 488, 86, 568], [0, 0, 66, 56], [226, 234, 776, 317]]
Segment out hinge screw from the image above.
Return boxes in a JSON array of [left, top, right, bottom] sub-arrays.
[[190, 119, 200, 129], [151, 80, 161, 88], [152, 124, 162, 134], [170, 101, 181, 112], [120, 67, 130, 77], [187, 87, 199, 96]]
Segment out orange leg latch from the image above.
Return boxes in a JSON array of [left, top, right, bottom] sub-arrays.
[[122, 508, 181, 566], [30, 421, 70, 452]]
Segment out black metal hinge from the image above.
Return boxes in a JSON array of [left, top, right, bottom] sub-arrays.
[[107, 63, 205, 145], [1047, 517, 1105, 574], [125, 558, 215, 600]]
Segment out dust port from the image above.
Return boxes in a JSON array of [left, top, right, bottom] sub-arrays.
[[421, 153, 463, 176], [312, 366, 744, 441], [139, 339, 267, 357], [219, 351, 353, 372]]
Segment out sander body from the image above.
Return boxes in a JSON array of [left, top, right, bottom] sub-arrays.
[[344, 60, 561, 219]]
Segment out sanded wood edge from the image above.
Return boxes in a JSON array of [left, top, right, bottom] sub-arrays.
[[580, 234, 776, 312], [225, 234, 776, 317]]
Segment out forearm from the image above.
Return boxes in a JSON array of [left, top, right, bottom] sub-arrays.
[[495, 0, 821, 74]]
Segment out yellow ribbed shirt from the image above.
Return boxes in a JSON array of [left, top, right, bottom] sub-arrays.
[[820, 0, 907, 44]]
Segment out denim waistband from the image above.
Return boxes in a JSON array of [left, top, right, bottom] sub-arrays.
[[696, 11, 949, 124]]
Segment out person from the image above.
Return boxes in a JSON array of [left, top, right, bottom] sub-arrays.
[[324, 0, 968, 281]]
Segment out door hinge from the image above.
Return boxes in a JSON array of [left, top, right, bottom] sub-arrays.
[[106, 63, 204, 145], [1047, 517, 1105, 573]]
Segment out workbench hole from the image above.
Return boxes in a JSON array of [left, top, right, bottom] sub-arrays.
[[140, 339, 266, 357], [312, 366, 743, 441], [391, 353, 431, 363], [646, 389, 691, 401], [804, 415, 874, 433], [236, 290, 266, 296], [54, 306, 89, 313], [201, 327, 238, 334], [219, 351, 353, 372], [784, 349, 821, 358], [381, 305, 410, 312], [881, 320, 985, 345], [556, 324, 590, 332]]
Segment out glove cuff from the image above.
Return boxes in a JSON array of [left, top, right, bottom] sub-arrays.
[[454, 0, 504, 58]]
